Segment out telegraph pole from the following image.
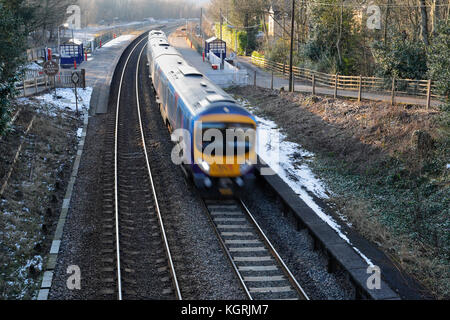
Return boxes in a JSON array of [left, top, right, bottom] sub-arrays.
[[220, 8, 223, 40], [289, 0, 296, 92], [200, 7, 203, 39]]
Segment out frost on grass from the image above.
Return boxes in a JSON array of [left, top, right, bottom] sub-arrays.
[[0, 88, 89, 299], [237, 97, 374, 266]]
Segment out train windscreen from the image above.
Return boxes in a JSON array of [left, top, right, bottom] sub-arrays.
[[197, 122, 256, 156]]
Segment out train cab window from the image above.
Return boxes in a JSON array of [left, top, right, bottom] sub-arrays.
[[198, 122, 255, 155]]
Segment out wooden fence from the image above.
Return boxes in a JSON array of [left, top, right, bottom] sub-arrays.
[[251, 55, 443, 108], [17, 69, 86, 97]]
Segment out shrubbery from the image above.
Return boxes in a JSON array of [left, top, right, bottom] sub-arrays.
[[0, 1, 27, 136], [371, 37, 428, 80], [427, 21, 450, 102]]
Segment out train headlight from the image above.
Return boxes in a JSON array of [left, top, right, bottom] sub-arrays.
[[198, 159, 210, 173], [239, 161, 252, 174]]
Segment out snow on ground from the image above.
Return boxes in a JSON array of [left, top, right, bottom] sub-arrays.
[[34, 87, 93, 114], [24, 62, 43, 71], [73, 21, 150, 42], [101, 35, 135, 48], [238, 98, 374, 266]]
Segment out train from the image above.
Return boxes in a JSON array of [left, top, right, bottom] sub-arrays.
[[146, 30, 257, 196]]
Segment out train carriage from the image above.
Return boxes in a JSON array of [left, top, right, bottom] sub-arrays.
[[147, 30, 257, 196]]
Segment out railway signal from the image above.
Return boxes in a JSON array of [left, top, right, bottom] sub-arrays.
[[71, 72, 81, 116]]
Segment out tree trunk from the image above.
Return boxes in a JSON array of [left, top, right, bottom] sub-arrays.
[[336, 2, 343, 67], [384, 0, 390, 45], [419, 0, 429, 45], [432, 0, 440, 34]]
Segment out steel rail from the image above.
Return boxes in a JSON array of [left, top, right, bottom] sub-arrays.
[[135, 43, 182, 300], [239, 199, 310, 300], [203, 198, 309, 300], [201, 200, 253, 300], [114, 36, 149, 300]]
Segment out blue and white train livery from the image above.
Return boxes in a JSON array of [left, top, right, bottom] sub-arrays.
[[146, 30, 257, 195]]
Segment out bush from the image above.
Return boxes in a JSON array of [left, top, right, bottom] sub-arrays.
[[299, 0, 359, 75], [427, 21, 450, 101], [372, 37, 427, 80], [0, 1, 27, 136], [251, 51, 264, 59]]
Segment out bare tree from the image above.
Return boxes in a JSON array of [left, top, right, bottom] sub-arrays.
[[419, 0, 429, 45]]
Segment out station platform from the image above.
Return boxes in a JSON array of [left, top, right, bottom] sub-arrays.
[[168, 32, 248, 88], [83, 33, 143, 114]]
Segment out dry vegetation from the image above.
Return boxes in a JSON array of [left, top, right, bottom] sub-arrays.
[[229, 86, 449, 299], [0, 99, 80, 299]]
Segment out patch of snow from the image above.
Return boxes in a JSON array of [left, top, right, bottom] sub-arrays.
[[34, 87, 93, 115], [25, 62, 43, 71], [77, 128, 83, 138], [102, 35, 134, 48]]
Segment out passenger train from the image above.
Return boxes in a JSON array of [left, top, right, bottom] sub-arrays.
[[146, 30, 257, 196]]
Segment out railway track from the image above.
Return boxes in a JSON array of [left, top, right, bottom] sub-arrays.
[[99, 33, 181, 300], [97, 28, 309, 300], [203, 198, 309, 300]]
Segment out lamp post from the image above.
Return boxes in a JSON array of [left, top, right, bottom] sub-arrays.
[[58, 23, 69, 69], [289, 0, 296, 92]]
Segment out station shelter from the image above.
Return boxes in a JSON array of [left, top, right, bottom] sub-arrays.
[[204, 37, 227, 60], [60, 39, 84, 67]]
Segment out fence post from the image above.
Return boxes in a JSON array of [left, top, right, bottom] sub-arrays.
[[391, 77, 396, 106], [271, 71, 274, 90], [23, 73, 26, 97], [283, 63, 286, 75], [312, 74, 316, 95], [293, 75, 295, 92], [35, 77, 38, 94], [426, 79, 432, 110], [254, 71, 257, 87], [358, 75, 362, 102], [81, 69, 86, 89], [334, 74, 338, 98]]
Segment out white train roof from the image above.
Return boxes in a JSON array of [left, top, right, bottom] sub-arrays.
[[148, 31, 239, 114]]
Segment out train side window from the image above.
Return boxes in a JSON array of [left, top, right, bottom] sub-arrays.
[[155, 70, 159, 88], [164, 85, 168, 106], [176, 104, 183, 128], [168, 90, 175, 112]]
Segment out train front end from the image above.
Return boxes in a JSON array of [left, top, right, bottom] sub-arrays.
[[191, 104, 257, 197]]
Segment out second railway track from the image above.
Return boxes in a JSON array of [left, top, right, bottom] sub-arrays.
[[99, 33, 181, 300], [97, 28, 310, 300], [204, 199, 309, 300]]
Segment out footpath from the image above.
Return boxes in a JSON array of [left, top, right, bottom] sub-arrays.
[[237, 56, 441, 107], [169, 32, 440, 108]]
